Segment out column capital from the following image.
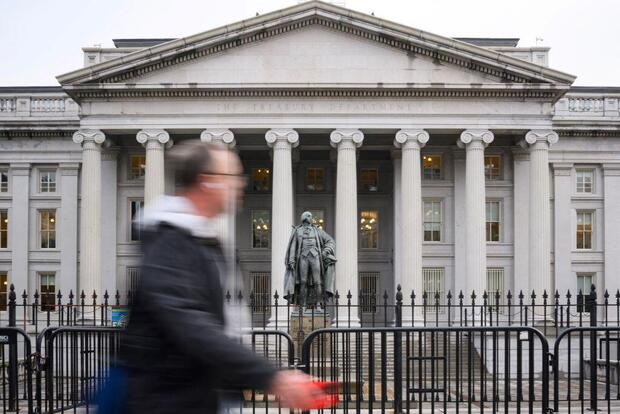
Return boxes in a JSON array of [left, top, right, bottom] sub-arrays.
[[136, 129, 170, 146], [330, 129, 364, 148], [552, 162, 573, 177], [201, 129, 235, 147], [394, 129, 429, 149], [524, 130, 559, 146], [73, 129, 105, 146], [458, 129, 494, 148], [265, 129, 299, 148]]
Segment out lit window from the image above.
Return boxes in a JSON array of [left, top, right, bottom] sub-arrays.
[[486, 201, 501, 242], [307, 210, 325, 229], [360, 168, 379, 192], [0, 210, 7, 248], [251, 272, 271, 313], [130, 200, 144, 241], [0, 170, 8, 192], [576, 170, 594, 193], [39, 170, 56, 193], [305, 168, 325, 191], [422, 155, 441, 180], [576, 211, 593, 249], [484, 156, 502, 180], [359, 210, 378, 249], [487, 268, 505, 306], [576, 273, 595, 313], [0, 272, 7, 311], [359, 272, 379, 313], [251, 168, 271, 192], [39, 210, 56, 249], [252, 210, 270, 248], [423, 267, 445, 307], [423, 201, 442, 242], [39, 272, 56, 311], [129, 155, 146, 180]]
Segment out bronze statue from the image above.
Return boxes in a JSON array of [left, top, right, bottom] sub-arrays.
[[284, 211, 336, 307]]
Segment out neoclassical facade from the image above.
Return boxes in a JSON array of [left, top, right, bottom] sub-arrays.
[[0, 1, 619, 323]]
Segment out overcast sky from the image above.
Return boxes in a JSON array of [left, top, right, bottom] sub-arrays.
[[1, 0, 618, 86]]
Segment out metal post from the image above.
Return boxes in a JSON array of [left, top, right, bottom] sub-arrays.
[[394, 286, 403, 412], [8, 284, 18, 411], [589, 285, 598, 411]]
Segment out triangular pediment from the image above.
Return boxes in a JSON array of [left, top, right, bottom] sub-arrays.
[[57, 1, 575, 94]]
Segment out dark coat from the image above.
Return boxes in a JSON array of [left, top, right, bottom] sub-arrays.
[[119, 223, 277, 414]]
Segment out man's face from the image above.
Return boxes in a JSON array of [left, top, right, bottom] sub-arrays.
[[199, 148, 246, 214], [301, 211, 313, 224]]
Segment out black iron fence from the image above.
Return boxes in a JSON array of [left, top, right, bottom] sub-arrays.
[[2, 284, 620, 412]]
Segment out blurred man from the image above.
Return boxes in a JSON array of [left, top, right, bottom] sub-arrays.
[[118, 140, 322, 413]]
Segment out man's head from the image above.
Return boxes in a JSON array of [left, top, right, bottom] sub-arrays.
[[301, 211, 313, 224], [167, 140, 245, 218]]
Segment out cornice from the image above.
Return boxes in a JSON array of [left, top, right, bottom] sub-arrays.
[[557, 130, 620, 138], [68, 87, 560, 101]]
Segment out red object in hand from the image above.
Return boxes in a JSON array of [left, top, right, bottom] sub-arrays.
[[303, 381, 339, 409]]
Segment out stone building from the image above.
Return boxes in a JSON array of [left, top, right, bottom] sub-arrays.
[[0, 1, 618, 324]]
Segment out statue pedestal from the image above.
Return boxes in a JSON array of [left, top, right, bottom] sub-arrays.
[[289, 308, 331, 357]]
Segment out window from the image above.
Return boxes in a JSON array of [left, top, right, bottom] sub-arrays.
[[422, 155, 441, 180], [359, 210, 378, 249], [359, 272, 379, 313], [0, 210, 7, 248], [39, 210, 56, 249], [0, 170, 8, 192], [576, 170, 594, 193], [360, 168, 379, 192], [39, 272, 55, 311], [130, 200, 144, 241], [39, 170, 56, 193], [251, 168, 271, 192], [129, 155, 146, 180], [0, 272, 7, 311], [577, 273, 595, 313], [576, 211, 593, 249], [423, 201, 442, 242], [307, 210, 325, 229], [252, 210, 270, 248], [126, 267, 140, 296], [486, 201, 501, 242], [484, 156, 502, 180], [251, 272, 271, 313], [423, 267, 445, 307], [305, 168, 325, 191], [487, 268, 505, 306]]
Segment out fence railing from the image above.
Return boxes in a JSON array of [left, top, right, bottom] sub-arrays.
[[2, 283, 617, 333]]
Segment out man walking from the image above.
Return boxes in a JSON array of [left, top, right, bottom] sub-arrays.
[[118, 140, 323, 413]]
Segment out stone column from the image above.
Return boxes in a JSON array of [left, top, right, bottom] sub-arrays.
[[391, 151, 402, 301], [512, 148, 530, 295], [59, 163, 79, 295], [552, 163, 573, 295], [330, 129, 364, 326], [395, 129, 429, 323], [524, 130, 558, 297], [453, 150, 467, 294], [201, 129, 238, 291], [73, 130, 105, 297], [458, 130, 494, 296], [603, 164, 620, 301], [10, 163, 30, 295], [136, 130, 170, 206], [265, 129, 299, 328]]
